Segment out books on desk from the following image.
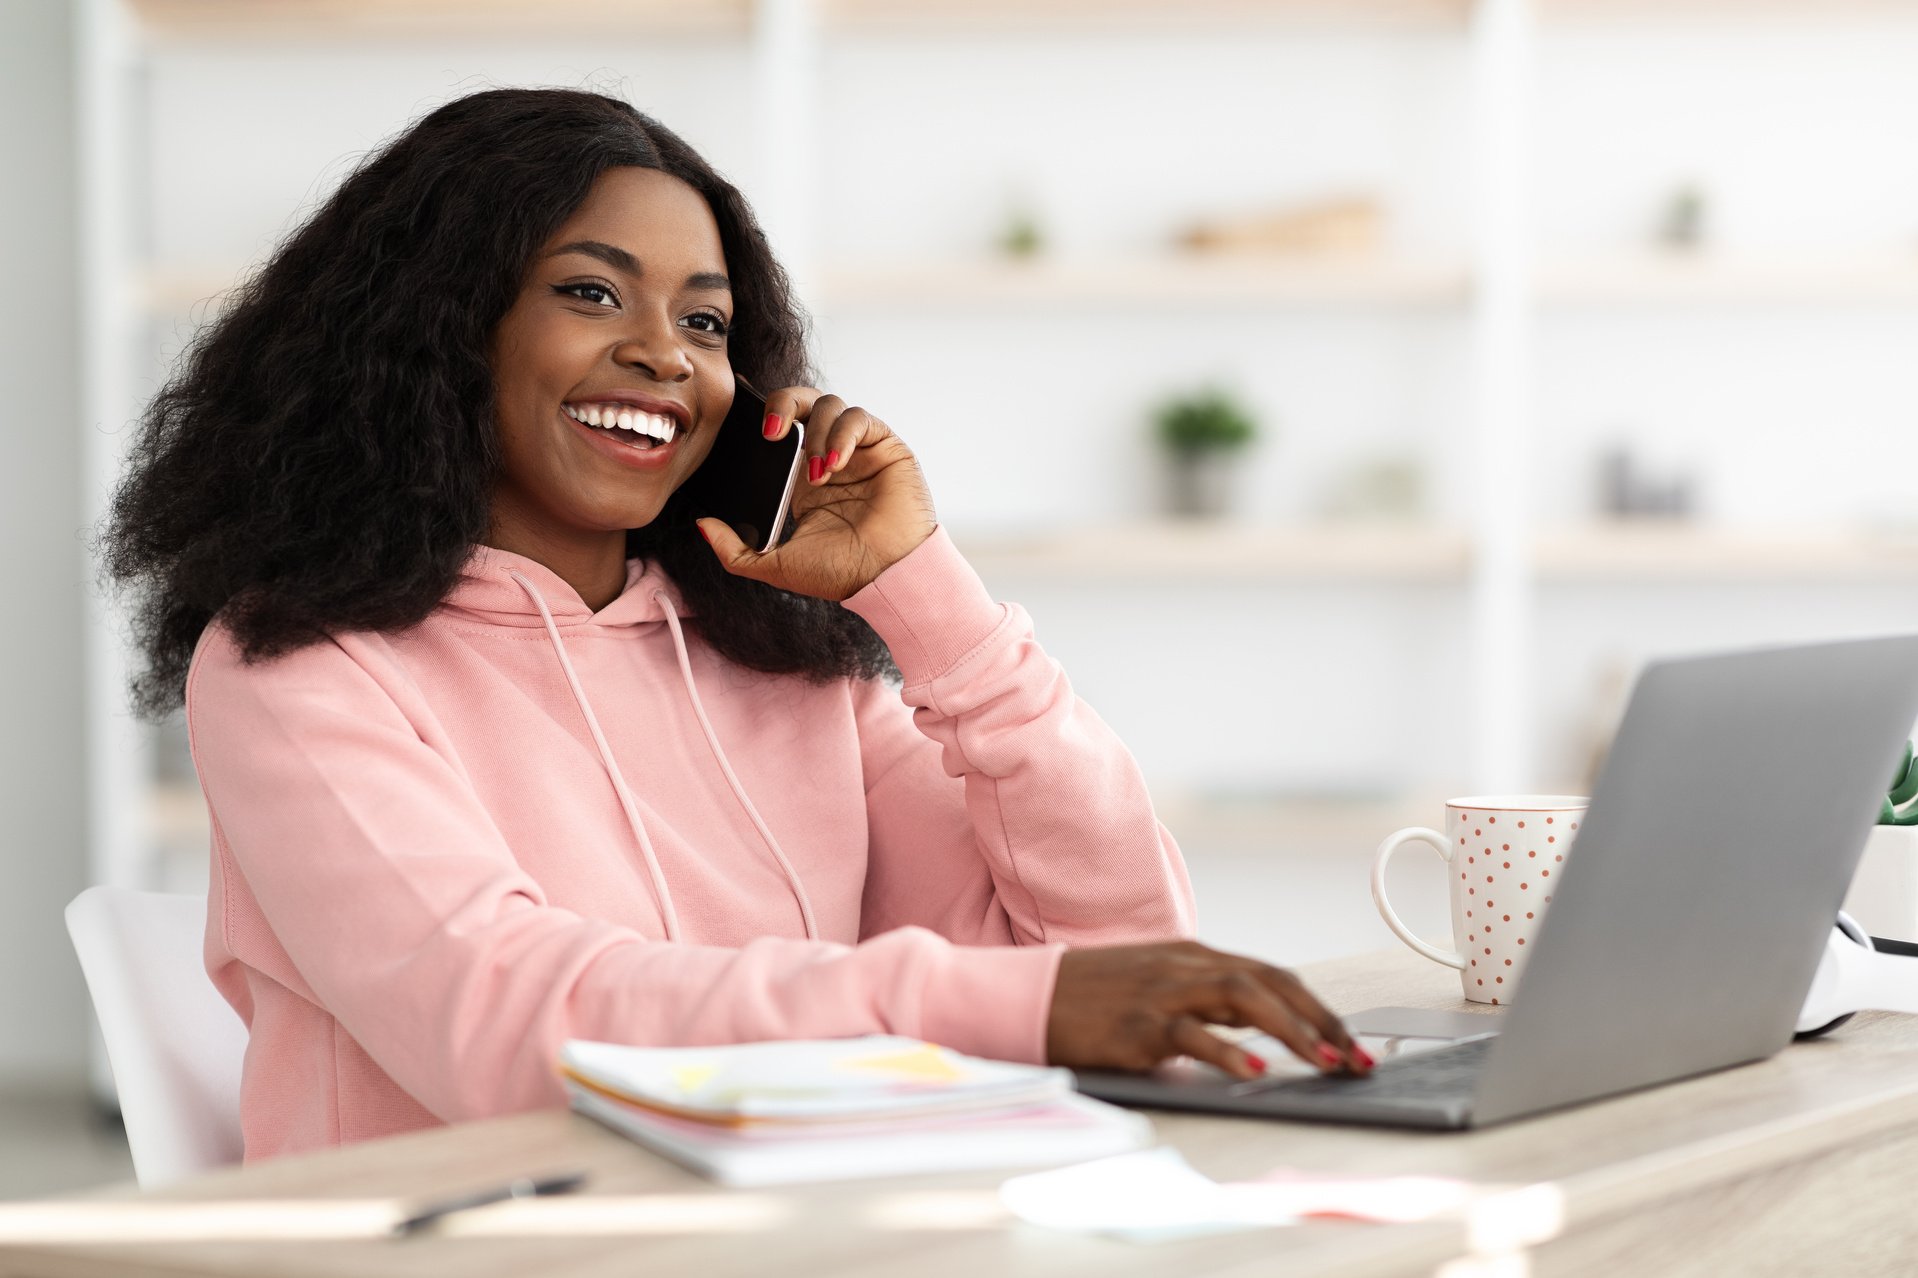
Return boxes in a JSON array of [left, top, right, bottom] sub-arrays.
[[559, 1035, 1154, 1187]]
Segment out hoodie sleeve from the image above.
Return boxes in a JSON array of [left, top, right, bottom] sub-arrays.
[[186, 623, 1063, 1125], [841, 524, 1198, 956]]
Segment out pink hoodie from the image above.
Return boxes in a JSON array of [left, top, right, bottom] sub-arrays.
[[186, 523, 1196, 1162]]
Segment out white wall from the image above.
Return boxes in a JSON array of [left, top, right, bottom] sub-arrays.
[[0, 0, 90, 1083]]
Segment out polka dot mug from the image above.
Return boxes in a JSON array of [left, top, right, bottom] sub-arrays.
[[1371, 796, 1589, 1006]]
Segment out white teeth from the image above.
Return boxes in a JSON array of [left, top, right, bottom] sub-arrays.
[[564, 403, 678, 445]]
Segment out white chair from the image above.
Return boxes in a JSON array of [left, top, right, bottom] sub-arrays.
[[65, 886, 248, 1186]]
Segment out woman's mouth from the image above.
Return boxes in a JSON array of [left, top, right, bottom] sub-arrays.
[[560, 404, 684, 471]]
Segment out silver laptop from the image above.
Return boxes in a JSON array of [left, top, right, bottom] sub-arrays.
[[1074, 635, 1918, 1130]]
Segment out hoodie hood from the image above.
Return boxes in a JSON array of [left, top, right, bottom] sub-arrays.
[[445, 544, 694, 629]]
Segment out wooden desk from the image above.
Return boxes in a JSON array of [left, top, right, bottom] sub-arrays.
[[8, 946, 1918, 1278]]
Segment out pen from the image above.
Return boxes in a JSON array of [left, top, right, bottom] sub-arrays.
[[391, 1170, 590, 1236]]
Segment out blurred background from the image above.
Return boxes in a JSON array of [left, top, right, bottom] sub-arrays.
[[7, 0, 1918, 1196]]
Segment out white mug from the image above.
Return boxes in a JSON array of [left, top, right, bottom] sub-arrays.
[[1371, 795, 1589, 1005]]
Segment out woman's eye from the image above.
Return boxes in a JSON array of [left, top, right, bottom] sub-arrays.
[[557, 282, 618, 308], [685, 312, 731, 337]]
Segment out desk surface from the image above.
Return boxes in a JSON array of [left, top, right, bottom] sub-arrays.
[[11, 947, 1918, 1278]]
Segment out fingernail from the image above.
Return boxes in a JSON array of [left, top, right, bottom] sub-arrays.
[[763, 412, 780, 439], [1316, 1043, 1342, 1067], [697, 524, 711, 545], [809, 456, 824, 483], [1352, 1047, 1376, 1070], [826, 449, 839, 469], [1243, 1053, 1267, 1074]]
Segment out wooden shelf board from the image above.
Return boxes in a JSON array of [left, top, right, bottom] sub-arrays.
[[956, 521, 1918, 583], [818, 255, 1470, 307], [1537, 523, 1918, 582], [820, 0, 1470, 33], [1539, 0, 1918, 19], [1539, 253, 1918, 305], [141, 255, 1471, 316], [955, 522, 1470, 581], [142, 266, 247, 316], [129, 0, 751, 43], [128, 0, 1468, 42], [153, 253, 1918, 316]]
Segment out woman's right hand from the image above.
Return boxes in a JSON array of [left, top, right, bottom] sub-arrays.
[[1045, 940, 1374, 1081]]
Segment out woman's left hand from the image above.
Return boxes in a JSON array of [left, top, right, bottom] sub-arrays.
[[694, 387, 939, 602]]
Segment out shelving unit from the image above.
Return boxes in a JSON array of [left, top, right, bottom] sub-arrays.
[[76, 0, 1918, 902]]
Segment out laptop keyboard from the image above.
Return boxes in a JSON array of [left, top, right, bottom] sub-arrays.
[[1229, 1034, 1495, 1102]]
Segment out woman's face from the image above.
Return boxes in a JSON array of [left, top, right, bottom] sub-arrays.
[[488, 165, 735, 546]]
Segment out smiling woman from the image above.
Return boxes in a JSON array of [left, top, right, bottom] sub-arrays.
[[97, 87, 1360, 1166], [487, 168, 745, 608], [104, 88, 875, 702]]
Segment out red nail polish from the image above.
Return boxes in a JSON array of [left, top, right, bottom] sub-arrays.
[[762, 412, 780, 439], [1316, 1043, 1342, 1067], [697, 524, 711, 545], [809, 456, 824, 483], [826, 449, 839, 469], [1243, 1053, 1267, 1073], [1354, 1047, 1377, 1070]]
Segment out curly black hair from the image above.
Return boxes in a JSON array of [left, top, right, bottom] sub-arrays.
[[101, 87, 900, 720]]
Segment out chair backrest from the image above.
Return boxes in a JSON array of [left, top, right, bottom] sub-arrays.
[[65, 886, 247, 1186]]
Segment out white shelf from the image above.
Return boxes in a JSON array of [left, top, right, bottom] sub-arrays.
[[147, 251, 1918, 317], [127, 0, 1468, 43], [144, 0, 1905, 41], [128, 0, 751, 43], [1540, 253, 1918, 305], [1537, 523, 1918, 583], [1538, 0, 1918, 19], [820, 255, 1470, 308], [143, 255, 1472, 317], [821, 0, 1469, 31], [954, 520, 1918, 584], [140, 266, 251, 316], [956, 522, 1470, 582], [127, 0, 1912, 46]]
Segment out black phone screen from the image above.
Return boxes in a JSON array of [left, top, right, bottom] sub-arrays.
[[680, 376, 805, 553]]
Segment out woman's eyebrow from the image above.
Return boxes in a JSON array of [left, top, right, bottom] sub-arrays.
[[544, 239, 731, 293]]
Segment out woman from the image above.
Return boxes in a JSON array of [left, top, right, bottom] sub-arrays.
[[103, 87, 1370, 1162]]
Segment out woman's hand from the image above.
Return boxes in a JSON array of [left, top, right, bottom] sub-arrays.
[[694, 387, 939, 602], [1046, 941, 1375, 1081]]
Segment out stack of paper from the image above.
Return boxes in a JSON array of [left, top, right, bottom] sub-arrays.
[[559, 1036, 1153, 1187]]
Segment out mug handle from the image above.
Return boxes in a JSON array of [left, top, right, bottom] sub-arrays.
[[1371, 827, 1466, 971]]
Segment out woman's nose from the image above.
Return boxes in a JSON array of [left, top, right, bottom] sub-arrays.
[[613, 320, 693, 381]]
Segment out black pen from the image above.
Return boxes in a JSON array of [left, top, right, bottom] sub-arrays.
[[391, 1170, 590, 1236]]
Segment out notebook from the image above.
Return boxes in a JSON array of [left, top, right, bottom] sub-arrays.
[[559, 1035, 1154, 1187]]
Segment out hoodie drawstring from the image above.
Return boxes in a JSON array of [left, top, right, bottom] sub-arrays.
[[506, 570, 818, 943], [650, 588, 819, 942]]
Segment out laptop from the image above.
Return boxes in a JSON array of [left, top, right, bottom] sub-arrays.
[[1074, 635, 1918, 1131]]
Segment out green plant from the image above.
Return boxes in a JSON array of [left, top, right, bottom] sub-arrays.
[[997, 206, 1043, 258], [1882, 741, 1918, 826], [1153, 386, 1259, 455]]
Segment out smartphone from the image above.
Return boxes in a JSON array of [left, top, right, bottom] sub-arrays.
[[682, 375, 806, 554]]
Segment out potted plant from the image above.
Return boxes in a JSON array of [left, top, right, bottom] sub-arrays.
[[1841, 741, 1918, 941], [1152, 385, 1261, 519]]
